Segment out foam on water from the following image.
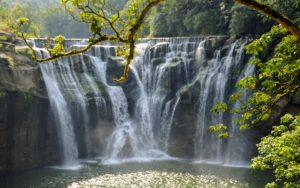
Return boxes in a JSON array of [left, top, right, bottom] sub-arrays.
[[49, 164, 83, 171]]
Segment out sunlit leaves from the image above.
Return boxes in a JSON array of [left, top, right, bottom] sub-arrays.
[[16, 17, 29, 25], [252, 115, 300, 188], [248, 57, 262, 66], [233, 24, 300, 131], [229, 91, 242, 103], [217, 133, 229, 139], [275, 35, 299, 59], [51, 35, 65, 56], [236, 76, 257, 89], [209, 124, 228, 133], [116, 45, 130, 59], [211, 102, 228, 114], [250, 92, 271, 105], [242, 112, 253, 120], [245, 25, 287, 55], [209, 124, 229, 139], [261, 80, 277, 91], [54, 35, 65, 44], [239, 124, 250, 130], [271, 125, 288, 136], [280, 113, 294, 124], [211, 25, 300, 178]]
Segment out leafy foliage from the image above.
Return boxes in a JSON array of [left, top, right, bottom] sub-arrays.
[[229, 4, 272, 36], [211, 23, 300, 187], [148, 0, 300, 37], [214, 25, 300, 131], [257, 0, 300, 20], [0, 0, 90, 37], [209, 124, 229, 139], [236, 76, 257, 89], [244, 25, 300, 188], [11, 0, 125, 38], [0, 2, 41, 35], [149, 0, 233, 37], [211, 102, 228, 114], [252, 114, 300, 188]]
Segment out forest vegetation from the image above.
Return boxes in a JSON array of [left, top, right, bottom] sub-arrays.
[[2, 0, 299, 38]]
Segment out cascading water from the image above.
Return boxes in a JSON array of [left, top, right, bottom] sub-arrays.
[[40, 62, 79, 166], [32, 46, 79, 166], [33, 37, 255, 167], [35, 44, 102, 166], [89, 54, 139, 161], [224, 64, 256, 165], [134, 39, 203, 156], [193, 41, 251, 164]]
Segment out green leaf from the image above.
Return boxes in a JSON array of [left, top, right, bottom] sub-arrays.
[[280, 114, 294, 124], [240, 124, 249, 130], [211, 102, 228, 114], [218, 133, 229, 139], [209, 124, 228, 133], [16, 17, 29, 25], [236, 76, 257, 90]]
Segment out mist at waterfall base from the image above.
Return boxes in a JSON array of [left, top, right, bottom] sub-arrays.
[[1, 37, 273, 187]]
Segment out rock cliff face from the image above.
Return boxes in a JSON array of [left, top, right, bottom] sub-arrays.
[[0, 32, 60, 175], [0, 91, 59, 175]]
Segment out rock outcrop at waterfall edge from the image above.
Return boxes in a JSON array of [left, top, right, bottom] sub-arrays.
[[0, 32, 60, 175]]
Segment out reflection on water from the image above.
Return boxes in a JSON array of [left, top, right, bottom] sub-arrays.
[[0, 161, 273, 188], [69, 171, 246, 188]]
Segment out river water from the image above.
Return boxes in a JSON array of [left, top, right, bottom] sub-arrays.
[[1, 160, 272, 188]]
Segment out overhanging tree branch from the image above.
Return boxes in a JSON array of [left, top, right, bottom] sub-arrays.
[[234, 0, 300, 41], [17, 0, 300, 83], [114, 0, 165, 82], [17, 0, 165, 83]]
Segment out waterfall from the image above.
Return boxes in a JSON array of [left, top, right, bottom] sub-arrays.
[[89, 51, 140, 161], [193, 40, 249, 164], [32, 46, 79, 166], [40, 63, 79, 166], [33, 37, 255, 166], [35, 44, 98, 165], [224, 64, 256, 165]]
